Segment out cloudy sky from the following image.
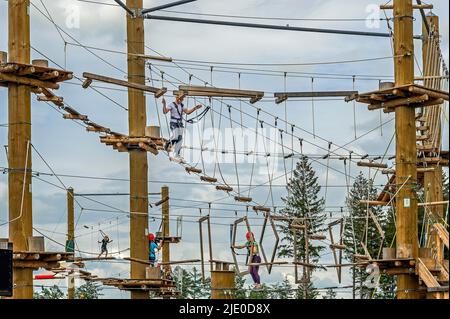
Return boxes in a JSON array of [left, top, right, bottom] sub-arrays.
[[0, 0, 449, 298]]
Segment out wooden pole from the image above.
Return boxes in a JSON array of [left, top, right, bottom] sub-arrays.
[[67, 188, 75, 299], [422, 14, 444, 266], [126, 0, 149, 299], [161, 186, 170, 299], [8, 0, 32, 299], [393, 0, 419, 299]]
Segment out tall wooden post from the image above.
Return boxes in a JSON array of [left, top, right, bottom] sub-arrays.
[[421, 14, 444, 264], [8, 0, 33, 299], [161, 186, 170, 299], [67, 188, 75, 299], [393, 0, 419, 299], [126, 0, 149, 299], [161, 186, 170, 272]]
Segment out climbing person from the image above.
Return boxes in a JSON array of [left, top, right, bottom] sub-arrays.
[[98, 232, 113, 258], [148, 233, 163, 266], [233, 231, 261, 289], [162, 93, 203, 162]]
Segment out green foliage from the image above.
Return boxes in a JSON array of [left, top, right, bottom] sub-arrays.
[[34, 285, 65, 299], [233, 275, 247, 299], [248, 284, 270, 299], [343, 172, 395, 299], [322, 288, 337, 299], [174, 266, 210, 299], [75, 281, 102, 299], [295, 281, 319, 299], [278, 156, 327, 265], [269, 278, 293, 299]]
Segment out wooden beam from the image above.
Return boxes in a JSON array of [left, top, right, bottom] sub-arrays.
[[274, 91, 358, 104], [408, 85, 449, 101], [368, 94, 429, 110], [380, 4, 433, 9], [357, 161, 388, 169], [138, 142, 158, 155], [0, 72, 59, 89], [82, 72, 167, 97]]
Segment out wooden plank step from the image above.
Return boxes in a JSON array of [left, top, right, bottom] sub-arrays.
[[416, 135, 429, 141], [330, 244, 347, 250], [309, 235, 327, 241], [216, 185, 233, 192], [433, 223, 449, 249], [186, 167, 202, 174], [253, 206, 271, 213], [417, 258, 441, 288], [417, 126, 429, 131], [234, 196, 252, 203], [200, 176, 218, 183]]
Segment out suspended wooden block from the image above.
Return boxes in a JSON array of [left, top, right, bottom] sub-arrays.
[[82, 72, 167, 97], [357, 161, 388, 169], [309, 235, 327, 241], [274, 90, 358, 104], [216, 185, 233, 192], [200, 175, 218, 183], [253, 206, 271, 213], [186, 167, 202, 174], [417, 135, 430, 141], [63, 114, 88, 121], [330, 244, 347, 250], [32, 59, 49, 68], [354, 254, 371, 260], [145, 126, 160, 138], [177, 85, 264, 104], [234, 196, 252, 203]]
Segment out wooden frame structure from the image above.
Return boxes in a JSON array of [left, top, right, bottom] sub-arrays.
[[292, 219, 310, 284], [231, 216, 252, 277], [175, 85, 264, 104], [198, 215, 213, 282], [274, 90, 358, 104], [258, 212, 280, 274], [328, 219, 346, 284]]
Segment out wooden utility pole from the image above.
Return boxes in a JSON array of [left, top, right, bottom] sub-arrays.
[[161, 186, 170, 299], [421, 13, 444, 264], [8, 0, 33, 299], [393, 0, 419, 299], [161, 186, 170, 273], [67, 187, 75, 299], [126, 0, 149, 299]]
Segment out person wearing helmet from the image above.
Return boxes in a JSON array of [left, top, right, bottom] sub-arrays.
[[98, 233, 113, 258], [162, 93, 203, 162], [148, 233, 163, 266], [233, 231, 261, 289]]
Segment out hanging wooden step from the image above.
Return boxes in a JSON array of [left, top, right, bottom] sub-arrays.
[[309, 235, 327, 241], [185, 167, 202, 174], [330, 244, 347, 250], [216, 185, 233, 192], [274, 90, 358, 104], [417, 144, 437, 153], [200, 176, 218, 183], [63, 114, 88, 121], [234, 196, 252, 203], [417, 126, 429, 131], [176, 85, 264, 104], [417, 135, 430, 141], [354, 254, 371, 260], [357, 161, 388, 169], [253, 206, 271, 213]]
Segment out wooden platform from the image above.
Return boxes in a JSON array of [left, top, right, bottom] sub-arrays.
[[100, 135, 167, 155], [100, 278, 177, 292], [346, 84, 448, 113], [13, 251, 74, 270], [0, 61, 73, 90]]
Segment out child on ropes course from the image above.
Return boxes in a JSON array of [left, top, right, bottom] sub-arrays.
[[162, 93, 203, 162], [98, 231, 113, 258], [148, 233, 163, 266], [233, 231, 262, 289]]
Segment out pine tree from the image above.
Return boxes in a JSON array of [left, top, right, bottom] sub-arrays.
[[278, 156, 327, 264], [295, 281, 319, 299], [343, 172, 389, 299], [75, 281, 102, 299], [269, 277, 293, 299], [174, 267, 194, 299], [322, 288, 337, 299], [234, 275, 247, 299], [33, 285, 64, 299]]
